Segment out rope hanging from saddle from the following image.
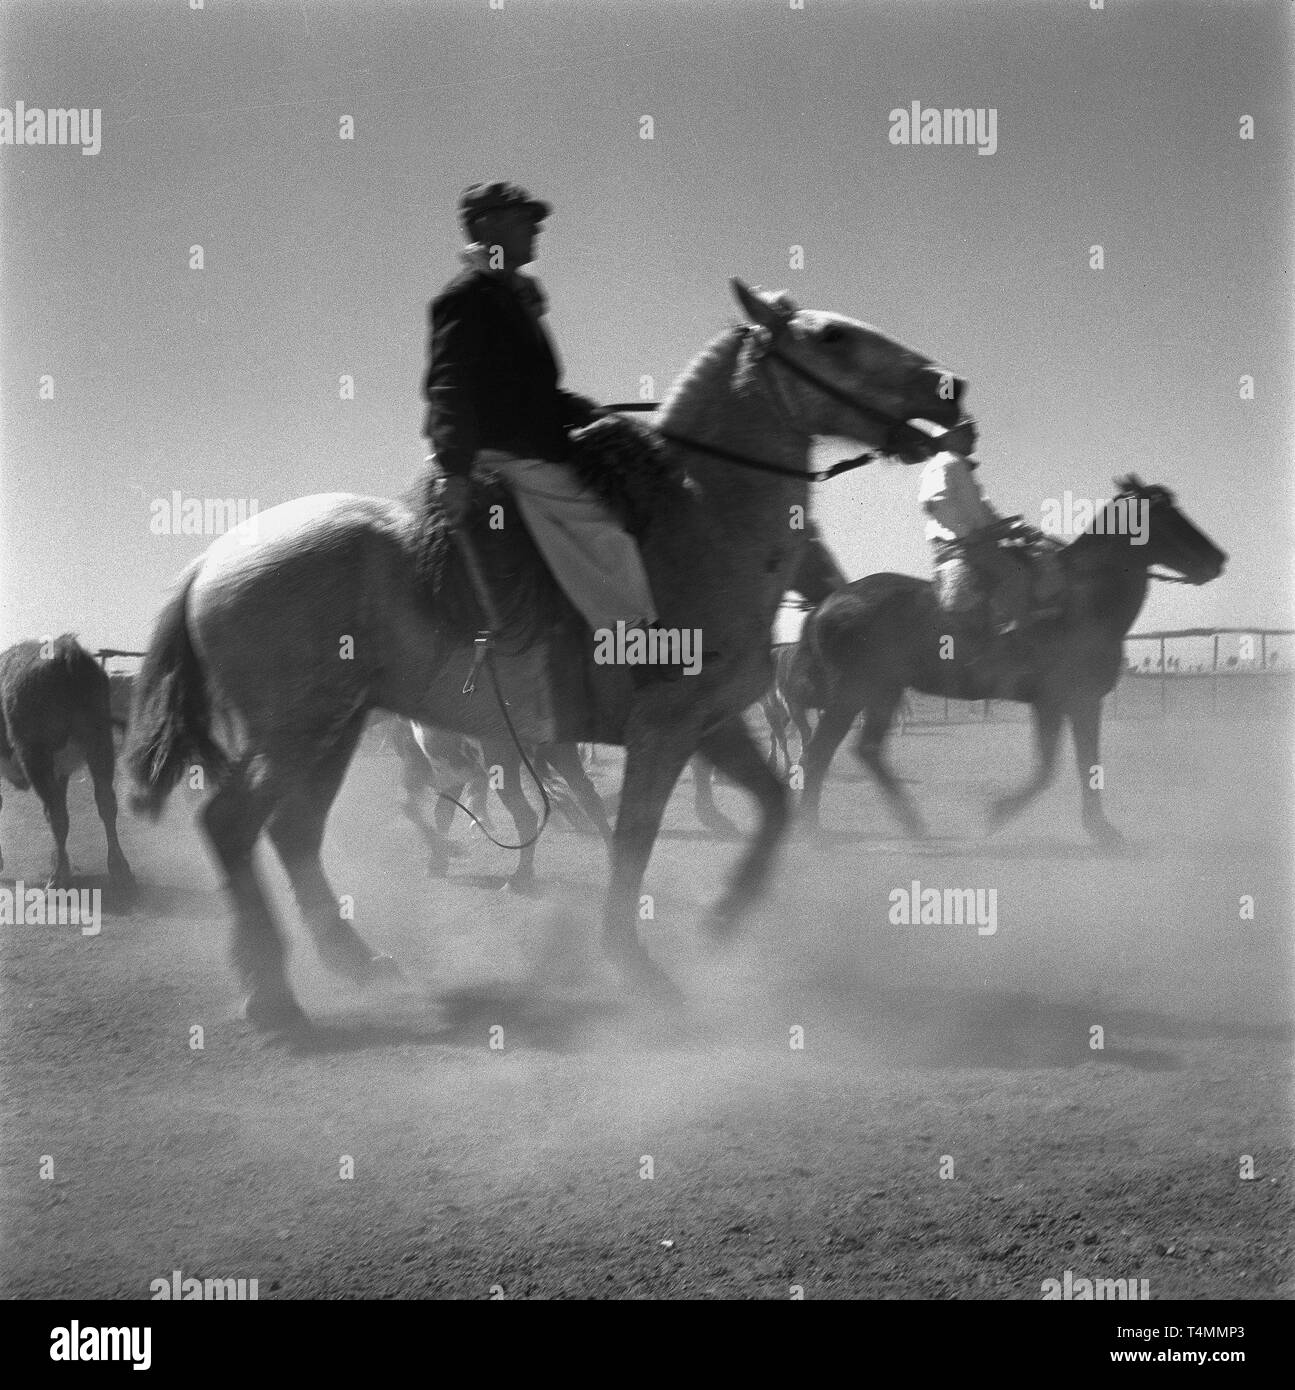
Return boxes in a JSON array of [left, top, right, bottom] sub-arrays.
[[434, 529, 553, 852]]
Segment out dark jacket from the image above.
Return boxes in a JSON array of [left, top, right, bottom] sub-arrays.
[[421, 266, 595, 476]]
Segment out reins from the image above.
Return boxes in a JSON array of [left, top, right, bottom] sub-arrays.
[[599, 403, 878, 481], [602, 324, 955, 482], [657, 429, 878, 482]]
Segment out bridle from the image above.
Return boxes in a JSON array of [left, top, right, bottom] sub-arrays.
[[605, 325, 948, 483], [1072, 490, 1199, 584]]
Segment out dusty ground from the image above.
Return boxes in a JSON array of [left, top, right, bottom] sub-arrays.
[[2, 705, 1291, 1300]]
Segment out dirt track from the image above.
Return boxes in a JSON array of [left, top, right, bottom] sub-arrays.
[[2, 708, 1291, 1299]]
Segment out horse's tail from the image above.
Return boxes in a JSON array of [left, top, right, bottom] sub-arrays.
[[126, 570, 227, 819]]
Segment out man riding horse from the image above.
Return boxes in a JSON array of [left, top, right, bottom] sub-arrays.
[[422, 182, 669, 671], [422, 181, 846, 684], [917, 419, 1062, 676]]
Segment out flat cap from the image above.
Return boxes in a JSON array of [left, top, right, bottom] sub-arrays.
[[458, 181, 551, 225]]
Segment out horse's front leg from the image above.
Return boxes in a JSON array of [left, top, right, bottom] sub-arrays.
[[603, 708, 703, 998], [544, 742, 614, 849], [691, 755, 742, 838], [695, 715, 790, 940], [988, 699, 1063, 834], [1069, 695, 1124, 849]]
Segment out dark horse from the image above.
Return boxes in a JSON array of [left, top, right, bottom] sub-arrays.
[[796, 477, 1225, 846], [126, 280, 965, 1029], [0, 637, 134, 890]]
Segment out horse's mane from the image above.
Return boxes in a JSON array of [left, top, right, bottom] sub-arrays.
[[1057, 479, 1171, 564], [656, 327, 748, 437]]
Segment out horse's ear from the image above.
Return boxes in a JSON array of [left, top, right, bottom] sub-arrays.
[[1114, 473, 1144, 494], [731, 278, 796, 330]]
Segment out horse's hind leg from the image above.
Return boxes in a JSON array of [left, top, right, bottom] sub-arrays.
[[798, 703, 856, 833], [399, 758, 456, 877], [266, 718, 398, 984], [854, 694, 927, 839], [786, 706, 813, 776], [25, 751, 73, 888], [544, 742, 614, 849], [85, 732, 134, 891], [692, 756, 742, 838], [495, 753, 541, 894], [695, 715, 790, 941], [201, 758, 305, 1032]]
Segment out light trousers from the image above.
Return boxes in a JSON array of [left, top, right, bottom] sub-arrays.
[[477, 450, 658, 630]]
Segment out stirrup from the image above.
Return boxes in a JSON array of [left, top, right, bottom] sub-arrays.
[[462, 629, 495, 695]]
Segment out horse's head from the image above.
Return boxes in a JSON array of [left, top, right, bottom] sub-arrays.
[[730, 279, 969, 460], [1110, 474, 1227, 585]]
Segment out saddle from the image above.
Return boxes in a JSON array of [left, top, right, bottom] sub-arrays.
[[412, 413, 686, 650], [936, 519, 1065, 633]]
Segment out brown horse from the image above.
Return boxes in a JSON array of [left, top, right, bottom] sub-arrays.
[[795, 477, 1226, 846], [126, 280, 965, 1029], [0, 637, 134, 890]]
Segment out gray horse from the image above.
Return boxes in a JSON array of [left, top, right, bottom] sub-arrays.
[[127, 280, 965, 1029]]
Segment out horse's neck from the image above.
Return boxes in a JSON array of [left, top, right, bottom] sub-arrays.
[[1063, 533, 1151, 636], [657, 331, 809, 523]]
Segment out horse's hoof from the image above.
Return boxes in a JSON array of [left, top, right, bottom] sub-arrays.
[[363, 952, 404, 984], [319, 931, 395, 986], [109, 867, 137, 895], [702, 907, 742, 945], [1087, 823, 1126, 853], [986, 801, 1016, 836], [502, 877, 540, 898], [612, 950, 684, 1005], [242, 991, 310, 1035], [699, 817, 742, 840]]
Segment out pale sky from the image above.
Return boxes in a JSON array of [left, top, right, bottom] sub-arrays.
[[2, 0, 1291, 651]]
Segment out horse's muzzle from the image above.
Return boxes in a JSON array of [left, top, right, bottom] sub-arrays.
[[915, 366, 967, 425]]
